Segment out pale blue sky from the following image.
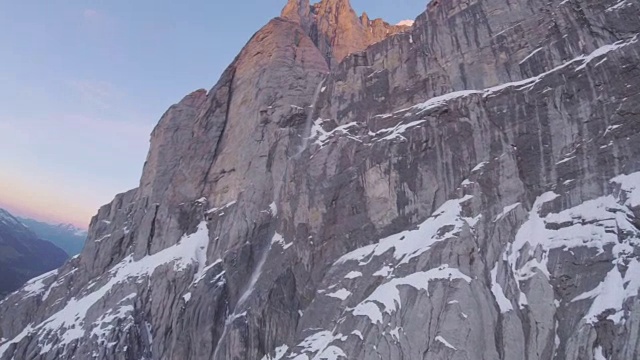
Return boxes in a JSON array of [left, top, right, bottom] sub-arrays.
[[0, 0, 426, 227]]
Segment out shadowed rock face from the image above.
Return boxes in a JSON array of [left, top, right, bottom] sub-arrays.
[[2, 0, 640, 359], [0, 209, 68, 298]]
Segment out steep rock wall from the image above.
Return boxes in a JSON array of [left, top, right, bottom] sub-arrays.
[[1, 0, 640, 359]]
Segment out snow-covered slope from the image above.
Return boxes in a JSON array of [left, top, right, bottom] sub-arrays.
[[1, 0, 640, 359]]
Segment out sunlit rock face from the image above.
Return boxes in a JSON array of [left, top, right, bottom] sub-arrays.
[[2, 0, 640, 359], [281, 0, 410, 67]]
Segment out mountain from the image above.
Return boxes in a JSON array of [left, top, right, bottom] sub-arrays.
[[281, 0, 409, 67], [1, 0, 640, 359], [18, 217, 87, 256], [0, 209, 68, 299]]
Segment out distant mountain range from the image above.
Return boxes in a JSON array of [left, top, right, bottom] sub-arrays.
[[0, 209, 68, 298], [18, 217, 87, 256]]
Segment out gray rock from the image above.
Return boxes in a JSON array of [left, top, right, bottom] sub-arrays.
[[1, 0, 640, 359]]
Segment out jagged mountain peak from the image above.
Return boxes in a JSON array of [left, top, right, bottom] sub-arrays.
[[281, 0, 408, 66], [281, 0, 311, 21], [12, 216, 87, 255], [282, 0, 354, 16], [56, 223, 88, 237], [0, 208, 23, 227]]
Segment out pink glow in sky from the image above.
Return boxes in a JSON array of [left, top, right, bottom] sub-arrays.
[[0, 173, 103, 228]]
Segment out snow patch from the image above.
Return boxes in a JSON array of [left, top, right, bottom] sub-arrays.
[[507, 172, 640, 320], [192, 259, 223, 285], [337, 195, 474, 266], [95, 234, 111, 243], [272, 232, 293, 250], [89, 295, 136, 345], [183, 292, 192, 303], [606, 0, 632, 11], [472, 161, 488, 172], [306, 37, 639, 154], [289, 331, 348, 360], [206, 201, 237, 215], [556, 156, 576, 165], [373, 266, 393, 277], [389, 327, 401, 341], [414, 90, 482, 113], [42, 269, 77, 301], [315, 345, 347, 360], [604, 124, 623, 136], [344, 271, 362, 279], [572, 259, 640, 324], [372, 120, 426, 142], [494, 203, 521, 222], [575, 37, 638, 71], [487, 36, 638, 95], [351, 265, 471, 324], [20, 269, 58, 298], [0, 209, 22, 226], [0, 222, 211, 355], [612, 172, 640, 208], [311, 119, 360, 148], [261, 345, 289, 360], [269, 202, 278, 216], [326, 289, 351, 301], [491, 265, 514, 313], [435, 336, 457, 350], [351, 330, 363, 340], [519, 47, 544, 64], [593, 346, 607, 360]]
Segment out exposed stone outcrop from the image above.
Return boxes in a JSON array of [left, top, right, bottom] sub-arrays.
[[282, 0, 410, 67], [1, 0, 640, 359]]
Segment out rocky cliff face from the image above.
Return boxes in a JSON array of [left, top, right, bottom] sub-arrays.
[[0, 209, 68, 298], [1, 0, 640, 359], [281, 0, 410, 67]]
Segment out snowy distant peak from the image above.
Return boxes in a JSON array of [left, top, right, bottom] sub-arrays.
[[396, 20, 415, 27], [17, 217, 87, 256], [0, 208, 25, 227], [28, 220, 87, 236], [56, 223, 88, 237], [0, 208, 14, 220]]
